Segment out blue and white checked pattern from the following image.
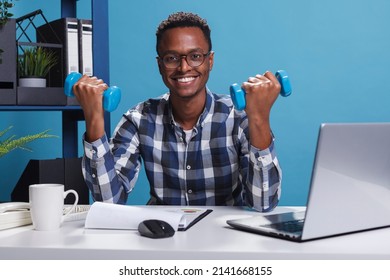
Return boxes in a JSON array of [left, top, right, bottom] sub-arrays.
[[82, 88, 282, 212]]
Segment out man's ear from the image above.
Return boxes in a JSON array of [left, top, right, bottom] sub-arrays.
[[209, 51, 214, 71], [157, 58, 163, 75]]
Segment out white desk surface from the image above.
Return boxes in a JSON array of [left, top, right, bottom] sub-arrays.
[[0, 206, 389, 260]]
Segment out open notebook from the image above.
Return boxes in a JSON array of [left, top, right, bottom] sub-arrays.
[[84, 202, 212, 231], [227, 123, 390, 242]]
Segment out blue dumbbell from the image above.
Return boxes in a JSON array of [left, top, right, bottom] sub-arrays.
[[64, 72, 121, 112], [230, 70, 292, 110]]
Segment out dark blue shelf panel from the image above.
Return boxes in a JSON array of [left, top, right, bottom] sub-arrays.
[[0, 105, 82, 111]]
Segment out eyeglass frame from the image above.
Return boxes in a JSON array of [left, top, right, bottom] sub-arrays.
[[157, 50, 213, 69]]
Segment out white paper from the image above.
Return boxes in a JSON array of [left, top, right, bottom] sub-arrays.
[[84, 202, 183, 230], [166, 208, 210, 228]]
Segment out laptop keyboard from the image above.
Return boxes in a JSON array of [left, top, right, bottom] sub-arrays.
[[262, 219, 304, 233]]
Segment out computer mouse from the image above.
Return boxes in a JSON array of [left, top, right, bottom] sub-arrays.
[[138, 219, 175, 239]]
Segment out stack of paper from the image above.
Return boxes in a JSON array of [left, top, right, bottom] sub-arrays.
[[0, 210, 32, 230]]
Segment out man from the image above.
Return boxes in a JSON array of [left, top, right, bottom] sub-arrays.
[[74, 12, 282, 212]]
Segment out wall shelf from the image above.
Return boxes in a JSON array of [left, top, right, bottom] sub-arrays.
[[0, 0, 111, 158]]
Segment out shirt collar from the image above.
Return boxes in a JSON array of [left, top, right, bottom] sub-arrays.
[[166, 87, 214, 129]]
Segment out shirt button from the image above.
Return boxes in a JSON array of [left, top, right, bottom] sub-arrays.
[[186, 165, 191, 170], [92, 174, 96, 178], [187, 189, 193, 194]]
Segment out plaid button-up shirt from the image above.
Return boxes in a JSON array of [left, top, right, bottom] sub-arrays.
[[82, 88, 282, 212]]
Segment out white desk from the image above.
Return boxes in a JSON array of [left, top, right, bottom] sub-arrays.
[[0, 206, 389, 260]]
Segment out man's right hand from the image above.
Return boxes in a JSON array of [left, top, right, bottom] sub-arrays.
[[73, 75, 109, 142]]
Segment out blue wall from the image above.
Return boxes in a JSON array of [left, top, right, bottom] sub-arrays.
[[1, 0, 390, 206]]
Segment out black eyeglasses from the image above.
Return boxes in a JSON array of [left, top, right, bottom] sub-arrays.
[[157, 50, 212, 69]]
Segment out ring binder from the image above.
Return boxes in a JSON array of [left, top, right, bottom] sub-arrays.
[[37, 17, 80, 88], [36, 17, 93, 105], [78, 19, 93, 77]]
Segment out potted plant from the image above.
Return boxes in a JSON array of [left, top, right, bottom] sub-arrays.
[[0, 0, 16, 64], [18, 46, 58, 87], [0, 0, 15, 26], [0, 126, 57, 158]]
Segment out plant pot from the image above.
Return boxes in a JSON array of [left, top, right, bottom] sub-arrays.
[[19, 77, 46, 88]]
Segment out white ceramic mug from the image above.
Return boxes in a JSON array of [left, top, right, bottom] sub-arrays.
[[29, 183, 79, 231]]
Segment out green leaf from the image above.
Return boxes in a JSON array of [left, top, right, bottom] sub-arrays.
[[0, 126, 58, 158], [18, 47, 58, 77]]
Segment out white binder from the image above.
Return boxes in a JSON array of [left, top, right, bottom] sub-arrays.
[[65, 19, 79, 74], [36, 17, 80, 86], [78, 19, 93, 76]]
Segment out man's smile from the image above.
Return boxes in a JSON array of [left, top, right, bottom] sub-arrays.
[[175, 76, 196, 83]]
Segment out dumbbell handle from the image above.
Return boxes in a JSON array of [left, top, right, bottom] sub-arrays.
[[64, 72, 121, 112], [230, 70, 292, 110]]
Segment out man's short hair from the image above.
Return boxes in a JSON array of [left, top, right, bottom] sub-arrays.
[[156, 12, 212, 54]]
